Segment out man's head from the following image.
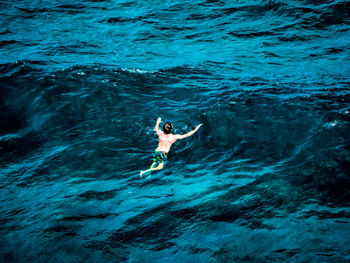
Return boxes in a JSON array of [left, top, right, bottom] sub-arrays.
[[163, 122, 173, 134]]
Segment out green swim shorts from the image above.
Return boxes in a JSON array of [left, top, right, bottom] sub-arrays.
[[152, 150, 168, 164]]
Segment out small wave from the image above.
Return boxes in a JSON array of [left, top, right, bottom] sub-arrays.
[[228, 30, 275, 38], [0, 40, 18, 47], [17, 7, 48, 14], [118, 67, 158, 74], [0, 29, 11, 35], [104, 16, 142, 24]]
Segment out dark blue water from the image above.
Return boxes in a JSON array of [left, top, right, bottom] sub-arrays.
[[1, 0, 350, 262]]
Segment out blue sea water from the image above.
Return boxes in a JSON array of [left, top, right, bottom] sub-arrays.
[[1, 0, 350, 262]]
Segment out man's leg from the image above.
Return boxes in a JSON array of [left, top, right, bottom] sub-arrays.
[[140, 163, 164, 178]]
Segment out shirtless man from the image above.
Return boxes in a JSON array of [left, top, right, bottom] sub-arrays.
[[140, 117, 203, 177]]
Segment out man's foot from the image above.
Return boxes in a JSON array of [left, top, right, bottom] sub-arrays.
[[140, 171, 144, 178]]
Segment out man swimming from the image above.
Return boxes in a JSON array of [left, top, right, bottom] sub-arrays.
[[140, 117, 203, 177]]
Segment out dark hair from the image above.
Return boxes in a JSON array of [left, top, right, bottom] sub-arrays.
[[163, 122, 173, 134]]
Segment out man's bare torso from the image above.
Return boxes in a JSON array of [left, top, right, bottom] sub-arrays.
[[156, 131, 178, 153]]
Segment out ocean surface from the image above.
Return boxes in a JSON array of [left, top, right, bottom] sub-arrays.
[[1, 0, 350, 262]]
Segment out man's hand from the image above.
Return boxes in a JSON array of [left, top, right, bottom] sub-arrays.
[[154, 117, 162, 132]]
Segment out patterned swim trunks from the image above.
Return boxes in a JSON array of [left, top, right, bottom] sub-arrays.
[[152, 150, 168, 164]]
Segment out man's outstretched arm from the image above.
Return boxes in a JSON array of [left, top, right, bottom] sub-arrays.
[[154, 117, 162, 134], [175, 123, 203, 139]]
